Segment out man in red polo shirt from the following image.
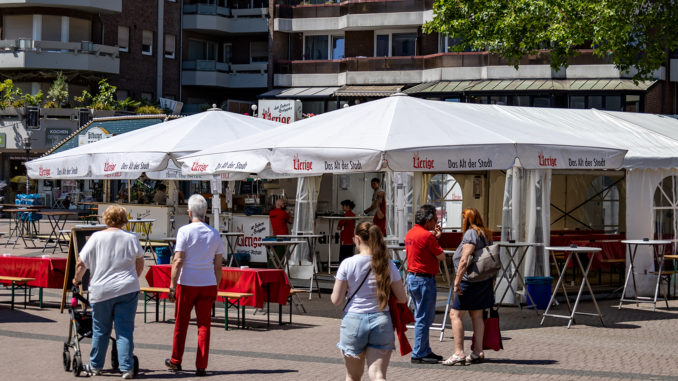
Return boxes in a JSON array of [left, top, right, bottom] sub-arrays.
[[405, 204, 445, 364], [269, 198, 291, 235]]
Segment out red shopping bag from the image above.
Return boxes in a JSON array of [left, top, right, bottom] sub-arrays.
[[471, 308, 503, 352]]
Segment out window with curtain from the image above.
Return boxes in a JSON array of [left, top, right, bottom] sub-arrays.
[[304, 35, 328, 60], [69, 18, 91, 42], [142, 30, 153, 55], [375, 35, 389, 56], [653, 176, 678, 243], [118, 26, 129, 51], [41, 15, 61, 41], [250, 41, 268, 62], [222, 43, 232, 63], [187, 39, 215, 60], [164, 34, 175, 58], [391, 33, 416, 56]]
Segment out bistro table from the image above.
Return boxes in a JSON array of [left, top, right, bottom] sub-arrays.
[[39, 211, 78, 253], [146, 265, 291, 327], [275, 234, 323, 299], [125, 218, 156, 256], [318, 215, 371, 273], [260, 240, 306, 276], [3, 208, 44, 249], [618, 239, 672, 311], [220, 232, 244, 266], [541, 246, 605, 328], [494, 242, 542, 313], [0, 255, 67, 308]]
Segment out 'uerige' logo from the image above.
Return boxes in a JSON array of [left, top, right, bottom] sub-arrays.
[[293, 154, 313, 171], [412, 152, 434, 169], [103, 161, 116, 172], [191, 161, 208, 172], [38, 166, 50, 177], [538, 151, 557, 167]]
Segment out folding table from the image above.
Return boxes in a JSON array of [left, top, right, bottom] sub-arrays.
[[494, 242, 542, 313], [275, 234, 323, 299], [541, 246, 605, 328], [318, 215, 370, 273], [220, 232, 244, 266], [618, 239, 672, 311], [39, 211, 77, 253]]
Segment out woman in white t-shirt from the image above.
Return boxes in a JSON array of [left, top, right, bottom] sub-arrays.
[[72, 205, 145, 379], [331, 221, 407, 381]]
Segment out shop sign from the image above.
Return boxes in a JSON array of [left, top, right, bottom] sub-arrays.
[[257, 99, 302, 124], [232, 215, 270, 263], [0, 133, 5, 148], [45, 128, 71, 147], [78, 126, 111, 146]]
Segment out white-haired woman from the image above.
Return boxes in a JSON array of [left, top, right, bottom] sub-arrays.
[[165, 195, 223, 377]]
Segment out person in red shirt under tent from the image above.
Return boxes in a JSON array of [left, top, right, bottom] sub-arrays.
[[268, 198, 293, 267], [337, 199, 357, 264]]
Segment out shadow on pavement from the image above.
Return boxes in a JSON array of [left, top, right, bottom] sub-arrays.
[[0, 307, 55, 323], [485, 358, 558, 365], [139, 369, 298, 378]]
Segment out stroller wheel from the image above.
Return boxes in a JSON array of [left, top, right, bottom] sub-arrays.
[[72, 356, 82, 377], [62, 349, 71, 372], [133, 355, 139, 376]]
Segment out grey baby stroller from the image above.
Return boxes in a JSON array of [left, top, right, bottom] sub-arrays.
[[63, 286, 139, 377]]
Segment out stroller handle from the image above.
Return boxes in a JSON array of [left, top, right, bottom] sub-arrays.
[[71, 286, 90, 307]]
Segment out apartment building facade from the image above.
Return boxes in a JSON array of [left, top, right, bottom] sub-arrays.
[[267, 0, 678, 116]]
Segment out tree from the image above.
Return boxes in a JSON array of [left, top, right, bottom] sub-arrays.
[[423, 0, 678, 82], [46, 71, 69, 107]]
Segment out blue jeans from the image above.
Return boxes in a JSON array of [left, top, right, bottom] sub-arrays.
[[90, 291, 138, 371], [407, 275, 436, 358]]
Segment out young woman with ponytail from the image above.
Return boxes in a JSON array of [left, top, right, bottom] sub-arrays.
[[331, 221, 407, 381]]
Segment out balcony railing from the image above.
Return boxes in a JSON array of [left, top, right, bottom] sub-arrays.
[[0, 39, 118, 57], [183, 60, 267, 74], [184, 0, 269, 17], [275, 0, 433, 18], [275, 51, 612, 74]]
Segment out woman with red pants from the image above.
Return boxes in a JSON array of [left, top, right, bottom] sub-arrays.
[[166, 194, 223, 377]]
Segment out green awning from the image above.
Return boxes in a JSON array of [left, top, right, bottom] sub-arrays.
[[405, 79, 657, 94]]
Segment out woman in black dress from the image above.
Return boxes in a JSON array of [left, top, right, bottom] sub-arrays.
[[443, 208, 494, 366]]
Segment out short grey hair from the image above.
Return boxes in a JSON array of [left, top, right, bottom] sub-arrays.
[[415, 204, 437, 226], [188, 194, 208, 220]]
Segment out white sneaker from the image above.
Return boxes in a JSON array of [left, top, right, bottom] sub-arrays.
[[84, 364, 102, 376], [121, 370, 134, 379]]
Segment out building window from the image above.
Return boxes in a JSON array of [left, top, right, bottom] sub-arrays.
[[427, 174, 463, 229], [141, 92, 153, 101], [304, 35, 328, 60], [142, 30, 153, 55], [69, 17, 91, 42], [116, 89, 129, 101], [376, 35, 389, 57], [533, 97, 551, 108], [118, 26, 129, 52], [653, 176, 678, 245], [222, 43, 232, 63], [625, 94, 640, 112], [187, 39, 216, 61], [250, 41, 268, 63], [332, 35, 344, 59], [569, 95, 586, 109], [589, 95, 603, 109], [392, 33, 416, 56], [605, 95, 622, 111], [164, 34, 175, 59]]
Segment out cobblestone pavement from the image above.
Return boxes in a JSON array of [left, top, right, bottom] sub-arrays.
[[1, 219, 678, 380]]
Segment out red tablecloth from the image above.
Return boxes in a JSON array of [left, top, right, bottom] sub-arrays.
[[0, 256, 67, 288], [145, 265, 290, 309]]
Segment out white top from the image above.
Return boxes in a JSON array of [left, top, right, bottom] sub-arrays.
[[175, 222, 224, 286], [336, 254, 402, 314], [79, 229, 144, 303]]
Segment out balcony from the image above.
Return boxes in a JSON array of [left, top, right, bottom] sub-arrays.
[[182, 60, 267, 88], [274, 0, 433, 32], [273, 51, 639, 87], [0, 39, 119, 74], [0, 0, 121, 13], [183, 1, 268, 34]]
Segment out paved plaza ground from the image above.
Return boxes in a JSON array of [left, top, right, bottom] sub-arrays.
[[1, 219, 678, 380]]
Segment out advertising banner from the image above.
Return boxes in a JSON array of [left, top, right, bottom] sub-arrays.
[[258, 99, 302, 124], [232, 215, 270, 263]]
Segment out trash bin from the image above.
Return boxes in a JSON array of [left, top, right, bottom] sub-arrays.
[[525, 276, 553, 310], [155, 247, 171, 265]]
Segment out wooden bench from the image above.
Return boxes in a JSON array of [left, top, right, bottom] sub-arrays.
[[216, 291, 254, 330], [284, 289, 309, 325], [0, 276, 35, 309], [140, 287, 169, 323]]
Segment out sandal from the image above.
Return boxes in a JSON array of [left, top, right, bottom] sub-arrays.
[[442, 354, 466, 366], [466, 352, 485, 364]]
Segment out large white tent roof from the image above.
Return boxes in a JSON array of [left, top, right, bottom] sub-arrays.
[[179, 94, 627, 175], [27, 110, 280, 179]]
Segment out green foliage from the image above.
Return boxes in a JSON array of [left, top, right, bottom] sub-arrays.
[[118, 97, 141, 111], [136, 104, 163, 114], [0, 79, 23, 109], [424, 0, 678, 82], [47, 72, 69, 107], [21, 90, 43, 107], [43, 100, 59, 108]]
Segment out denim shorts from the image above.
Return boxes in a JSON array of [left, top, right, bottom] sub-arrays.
[[337, 311, 395, 357]]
